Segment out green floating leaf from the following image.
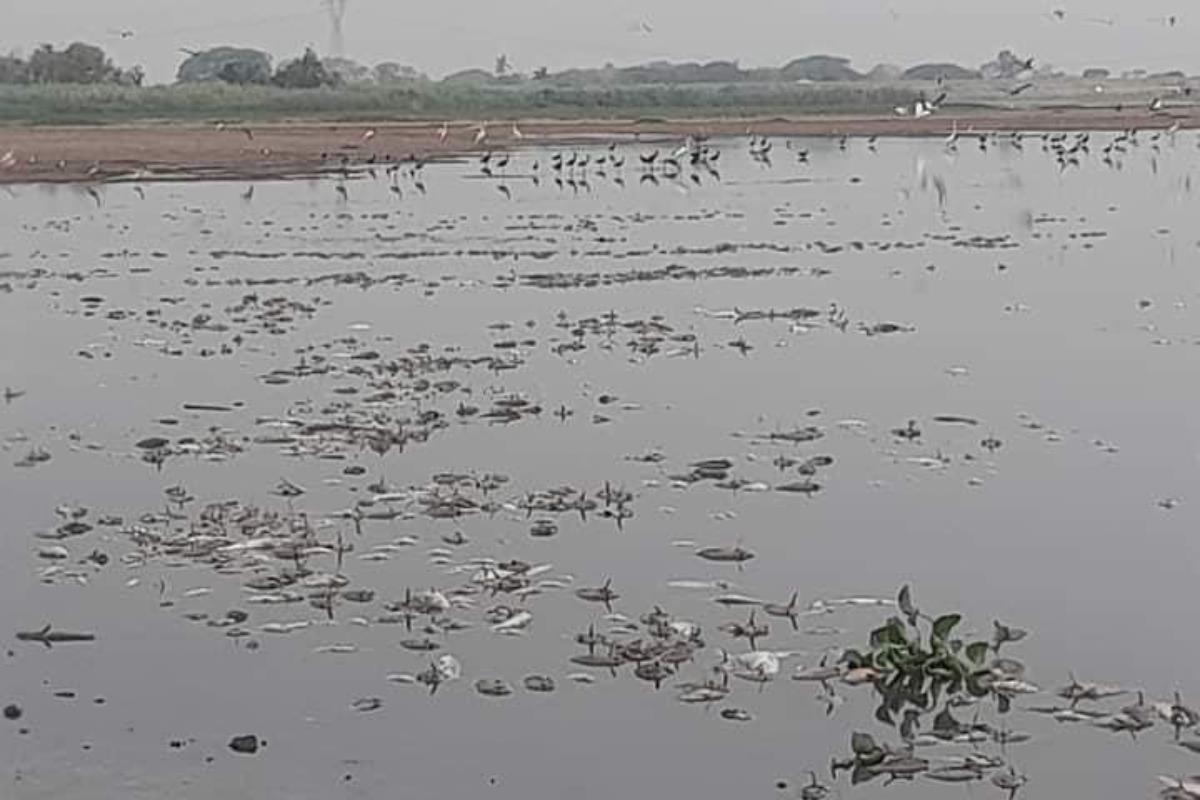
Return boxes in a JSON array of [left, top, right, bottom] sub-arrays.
[[993, 620, 1028, 649], [965, 641, 990, 665], [931, 613, 962, 643]]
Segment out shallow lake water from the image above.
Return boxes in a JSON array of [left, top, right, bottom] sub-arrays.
[[3, 132, 1200, 799]]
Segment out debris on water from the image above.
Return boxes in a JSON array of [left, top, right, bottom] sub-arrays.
[[475, 678, 514, 697], [228, 734, 260, 754], [15, 625, 96, 647], [696, 546, 754, 564], [351, 697, 383, 713], [523, 675, 556, 692]]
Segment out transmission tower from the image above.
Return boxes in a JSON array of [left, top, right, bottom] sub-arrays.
[[325, 0, 348, 57]]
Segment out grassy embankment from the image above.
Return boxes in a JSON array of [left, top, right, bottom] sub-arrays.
[[0, 81, 923, 125]]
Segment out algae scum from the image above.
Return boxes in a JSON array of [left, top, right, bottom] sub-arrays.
[[4, 131, 1200, 799]]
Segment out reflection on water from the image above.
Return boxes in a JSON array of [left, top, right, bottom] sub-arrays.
[[3, 133, 1200, 799]]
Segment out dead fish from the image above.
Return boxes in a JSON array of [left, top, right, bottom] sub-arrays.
[[475, 678, 514, 697], [386, 673, 417, 685], [491, 610, 533, 633], [775, 481, 822, 495], [762, 592, 801, 629], [695, 546, 754, 564], [351, 697, 383, 713], [16, 625, 96, 647], [669, 579, 731, 591], [991, 767, 1028, 798], [1058, 673, 1128, 706], [574, 579, 618, 610], [400, 637, 441, 652], [925, 767, 983, 783], [570, 651, 624, 671], [932, 415, 980, 426], [634, 660, 674, 688], [713, 593, 763, 607], [523, 675, 556, 692]]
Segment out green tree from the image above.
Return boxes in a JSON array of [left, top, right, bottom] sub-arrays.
[[273, 47, 337, 89]]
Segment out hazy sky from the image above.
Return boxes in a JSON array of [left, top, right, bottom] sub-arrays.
[[2, 0, 1194, 84]]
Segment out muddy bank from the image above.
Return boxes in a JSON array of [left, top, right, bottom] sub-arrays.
[[1, 106, 1197, 184]]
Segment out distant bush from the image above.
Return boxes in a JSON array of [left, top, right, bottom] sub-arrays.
[[177, 47, 272, 85]]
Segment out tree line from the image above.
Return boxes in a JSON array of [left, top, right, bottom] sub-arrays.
[[0, 43, 144, 86]]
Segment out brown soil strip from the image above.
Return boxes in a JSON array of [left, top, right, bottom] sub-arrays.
[[1, 107, 1195, 184]]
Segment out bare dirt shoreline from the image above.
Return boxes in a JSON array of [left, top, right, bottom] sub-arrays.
[[1, 107, 1196, 184]]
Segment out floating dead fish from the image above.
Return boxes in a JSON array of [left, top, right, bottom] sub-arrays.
[[570, 652, 623, 670], [668, 579, 731, 591], [574, 579, 618, 610], [695, 546, 754, 564], [475, 678, 514, 697], [713, 594, 762, 607], [400, 637, 441, 652], [492, 611, 533, 633], [351, 697, 383, 713], [925, 767, 983, 783], [523, 675, 556, 692], [932, 415, 980, 426], [16, 625, 96, 647], [260, 621, 309, 634]]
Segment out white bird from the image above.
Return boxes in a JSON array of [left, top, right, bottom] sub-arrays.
[[474, 123, 488, 145], [437, 122, 449, 142], [362, 128, 376, 142], [511, 122, 524, 140], [944, 120, 960, 147], [913, 100, 932, 119]]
